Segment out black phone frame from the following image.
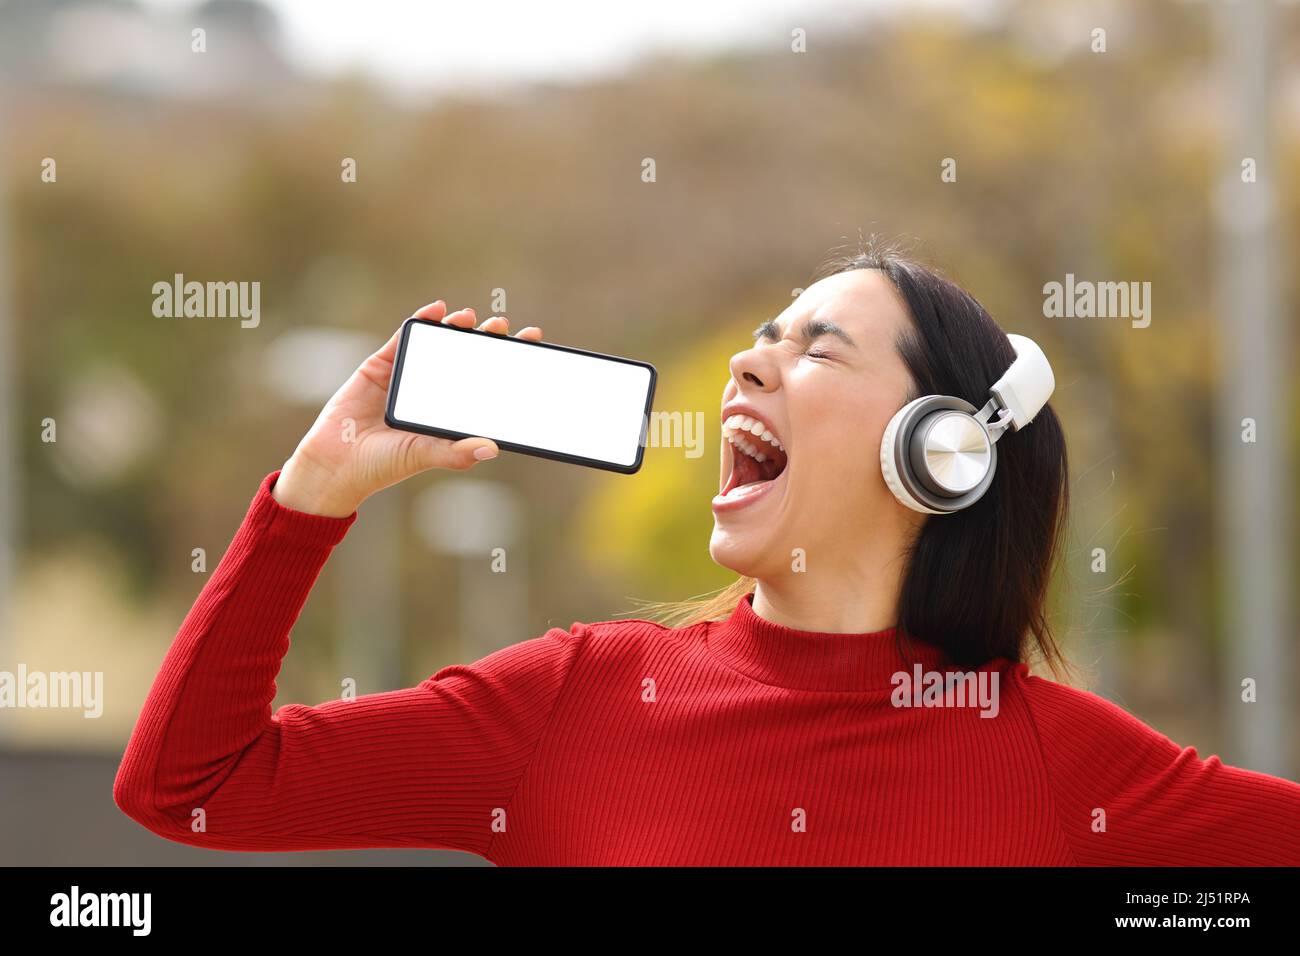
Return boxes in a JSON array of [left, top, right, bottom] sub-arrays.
[[383, 316, 658, 475]]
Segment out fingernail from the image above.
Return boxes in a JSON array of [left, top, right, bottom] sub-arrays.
[[474, 446, 498, 461]]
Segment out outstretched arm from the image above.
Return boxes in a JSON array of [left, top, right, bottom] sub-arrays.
[[1017, 667, 1300, 866]]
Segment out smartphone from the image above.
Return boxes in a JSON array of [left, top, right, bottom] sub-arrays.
[[384, 316, 658, 474]]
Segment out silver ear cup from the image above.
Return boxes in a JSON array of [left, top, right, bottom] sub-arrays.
[[879, 396, 997, 514], [916, 410, 992, 494]]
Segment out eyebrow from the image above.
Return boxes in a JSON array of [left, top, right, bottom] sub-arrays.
[[752, 317, 857, 348]]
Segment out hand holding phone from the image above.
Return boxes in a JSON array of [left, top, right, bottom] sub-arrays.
[[272, 302, 539, 517]]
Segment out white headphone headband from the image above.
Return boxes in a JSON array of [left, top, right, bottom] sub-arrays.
[[984, 333, 1055, 437]]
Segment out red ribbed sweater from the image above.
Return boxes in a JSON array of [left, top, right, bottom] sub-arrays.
[[114, 470, 1300, 865]]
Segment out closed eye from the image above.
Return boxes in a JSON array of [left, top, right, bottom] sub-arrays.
[[753, 317, 857, 352]]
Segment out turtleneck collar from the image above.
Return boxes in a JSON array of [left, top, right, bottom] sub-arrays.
[[707, 591, 949, 692]]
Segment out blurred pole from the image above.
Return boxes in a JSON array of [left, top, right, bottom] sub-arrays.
[[1214, 0, 1292, 775], [414, 479, 527, 663], [0, 97, 15, 744], [1075, 376, 1121, 697], [333, 490, 403, 691]]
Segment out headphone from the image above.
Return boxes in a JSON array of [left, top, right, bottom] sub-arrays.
[[879, 333, 1055, 514]]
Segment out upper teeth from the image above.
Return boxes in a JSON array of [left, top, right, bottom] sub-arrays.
[[723, 414, 784, 463]]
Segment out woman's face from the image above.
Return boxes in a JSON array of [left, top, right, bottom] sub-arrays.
[[710, 268, 922, 580]]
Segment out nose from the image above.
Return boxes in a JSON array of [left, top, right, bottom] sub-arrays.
[[728, 345, 780, 392]]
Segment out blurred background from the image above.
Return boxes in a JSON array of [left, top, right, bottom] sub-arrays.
[[0, 0, 1296, 864]]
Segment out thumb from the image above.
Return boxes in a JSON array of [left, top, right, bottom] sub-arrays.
[[447, 436, 499, 469]]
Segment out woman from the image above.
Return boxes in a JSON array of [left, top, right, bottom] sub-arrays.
[[114, 247, 1300, 865]]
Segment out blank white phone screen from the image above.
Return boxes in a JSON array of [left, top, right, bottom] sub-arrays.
[[392, 321, 653, 468]]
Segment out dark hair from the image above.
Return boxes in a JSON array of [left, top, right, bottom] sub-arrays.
[[632, 238, 1074, 680]]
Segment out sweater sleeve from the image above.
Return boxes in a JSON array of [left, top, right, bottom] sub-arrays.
[[1016, 666, 1300, 866], [113, 470, 586, 859]]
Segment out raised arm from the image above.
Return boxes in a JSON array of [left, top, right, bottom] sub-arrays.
[[113, 470, 586, 856], [1017, 667, 1300, 866]]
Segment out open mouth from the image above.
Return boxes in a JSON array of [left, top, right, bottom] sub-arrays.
[[720, 413, 788, 498]]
